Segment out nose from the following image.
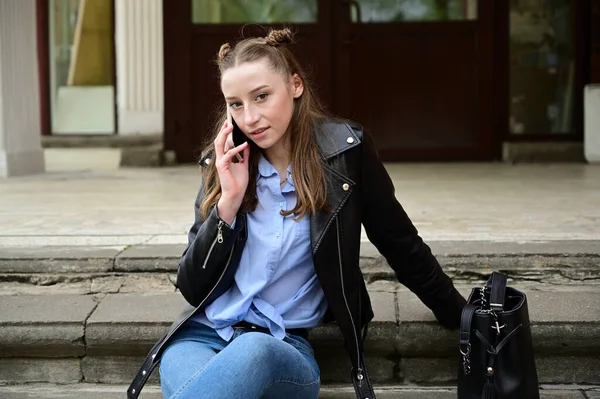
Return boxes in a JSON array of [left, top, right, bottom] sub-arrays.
[[243, 105, 260, 127]]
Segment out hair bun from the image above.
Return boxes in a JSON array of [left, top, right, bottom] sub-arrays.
[[265, 29, 294, 47], [218, 43, 232, 61]]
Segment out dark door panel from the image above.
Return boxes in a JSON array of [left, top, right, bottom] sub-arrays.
[[164, 0, 497, 162], [344, 27, 478, 150], [165, 0, 333, 163], [333, 0, 494, 160]]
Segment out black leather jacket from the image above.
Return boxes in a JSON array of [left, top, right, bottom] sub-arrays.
[[128, 119, 466, 399]]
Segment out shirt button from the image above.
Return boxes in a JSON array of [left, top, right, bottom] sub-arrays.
[[276, 232, 281, 237], [279, 202, 284, 207]]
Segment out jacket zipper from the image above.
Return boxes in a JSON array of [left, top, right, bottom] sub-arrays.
[[132, 221, 235, 398], [153, 241, 235, 357], [155, 221, 234, 357], [202, 220, 224, 269], [336, 218, 363, 385]]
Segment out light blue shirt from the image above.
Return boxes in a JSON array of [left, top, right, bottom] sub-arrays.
[[192, 155, 328, 341]]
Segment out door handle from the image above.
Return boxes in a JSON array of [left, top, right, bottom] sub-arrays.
[[342, 0, 361, 44]]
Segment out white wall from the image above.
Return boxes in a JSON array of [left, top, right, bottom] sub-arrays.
[[115, 0, 164, 135]]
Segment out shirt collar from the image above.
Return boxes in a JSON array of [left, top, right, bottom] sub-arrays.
[[257, 154, 277, 180], [256, 154, 294, 188]]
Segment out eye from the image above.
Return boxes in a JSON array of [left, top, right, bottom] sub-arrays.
[[256, 93, 268, 101], [229, 102, 242, 109]]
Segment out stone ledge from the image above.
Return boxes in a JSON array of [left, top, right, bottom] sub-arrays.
[[0, 384, 592, 399], [86, 293, 187, 356], [41, 134, 162, 148], [3, 289, 598, 359], [0, 295, 97, 357], [1, 241, 599, 276], [114, 244, 186, 272], [0, 358, 82, 384], [0, 247, 120, 273], [3, 354, 597, 385]]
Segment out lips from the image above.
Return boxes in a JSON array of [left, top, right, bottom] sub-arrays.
[[249, 127, 268, 136]]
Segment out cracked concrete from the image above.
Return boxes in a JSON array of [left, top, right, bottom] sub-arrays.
[[1, 270, 599, 296]]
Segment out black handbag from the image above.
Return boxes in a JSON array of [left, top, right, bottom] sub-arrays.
[[457, 272, 540, 399]]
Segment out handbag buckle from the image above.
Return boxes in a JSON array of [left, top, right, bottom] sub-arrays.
[[492, 320, 506, 335]]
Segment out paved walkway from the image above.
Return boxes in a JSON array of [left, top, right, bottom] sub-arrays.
[[0, 149, 599, 248]]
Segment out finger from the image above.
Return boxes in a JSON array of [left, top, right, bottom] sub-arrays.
[[226, 134, 242, 163], [221, 142, 248, 164], [225, 134, 235, 152], [226, 105, 233, 125], [214, 121, 233, 157]]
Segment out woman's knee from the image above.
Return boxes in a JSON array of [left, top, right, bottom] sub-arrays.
[[230, 332, 286, 363], [228, 332, 319, 382], [159, 338, 218, 397]]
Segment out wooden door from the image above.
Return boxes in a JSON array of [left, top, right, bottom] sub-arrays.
[[332, 0, 497, 160], [591, 0, 600, 83], [164, 1, 334, 163], [164, 0, 498, 162]]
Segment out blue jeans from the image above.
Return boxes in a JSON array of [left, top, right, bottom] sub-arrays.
[[159, 321, 320, 399]]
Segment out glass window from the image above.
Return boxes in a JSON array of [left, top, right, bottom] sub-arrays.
[[509, 0, 574, 134], [49, 0, 115, 134], [352, 0, 477, 23], [191, 0, 318, 24]]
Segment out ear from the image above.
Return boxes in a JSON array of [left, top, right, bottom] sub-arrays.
[[291, 74, 304, 98]]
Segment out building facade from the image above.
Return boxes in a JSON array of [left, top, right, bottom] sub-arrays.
[[1, 0, 599, 177]]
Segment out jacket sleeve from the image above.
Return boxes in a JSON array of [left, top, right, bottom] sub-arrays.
[[176, 185, 242, 307], [358, 130, 466, 329]]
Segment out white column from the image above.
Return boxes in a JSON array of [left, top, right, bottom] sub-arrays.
[[115, 0, 164, 135], [0, 0, 45, 178], [585, 84, 600, 163]]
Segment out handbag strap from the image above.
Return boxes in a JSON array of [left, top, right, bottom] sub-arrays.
[[459, 303, 477, 375], [486, 272, 508, 312], [460, 304, 477, 353]]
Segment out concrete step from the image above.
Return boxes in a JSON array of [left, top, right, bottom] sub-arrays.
[[1, 286, 599, 387], [1, 242, 598, 387], [0, 384, 598, 399], [1, 240, 599, 285]]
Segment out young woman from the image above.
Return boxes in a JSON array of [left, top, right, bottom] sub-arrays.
[[128, 28, 466, 399]]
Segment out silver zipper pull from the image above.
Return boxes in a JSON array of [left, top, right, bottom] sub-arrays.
[[217, 221, 224, 243], [357, 368, 363, 387]]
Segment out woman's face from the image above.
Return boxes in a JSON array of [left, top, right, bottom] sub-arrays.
[[221, 58, 304, 154]]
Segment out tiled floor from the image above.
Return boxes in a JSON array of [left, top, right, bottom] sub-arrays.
[[1, 150, 599, 247]]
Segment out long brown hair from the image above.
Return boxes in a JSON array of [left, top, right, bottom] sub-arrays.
[[199, 28, 329, 221]]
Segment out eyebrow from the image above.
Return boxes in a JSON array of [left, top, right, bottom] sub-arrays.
[[225, 85, 270, 101]]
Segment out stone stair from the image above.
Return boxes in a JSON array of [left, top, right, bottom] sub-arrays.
[[1, 241, 599, 397], [0, 384, 598, 398]]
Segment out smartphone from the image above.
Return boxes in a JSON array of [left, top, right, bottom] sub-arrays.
[[226, 106, 245, 161], [231, 116, 246, 148]]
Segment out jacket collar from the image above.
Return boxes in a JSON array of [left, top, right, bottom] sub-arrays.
[[315, 119, 362, 160], [309, 119, 362, 254]]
